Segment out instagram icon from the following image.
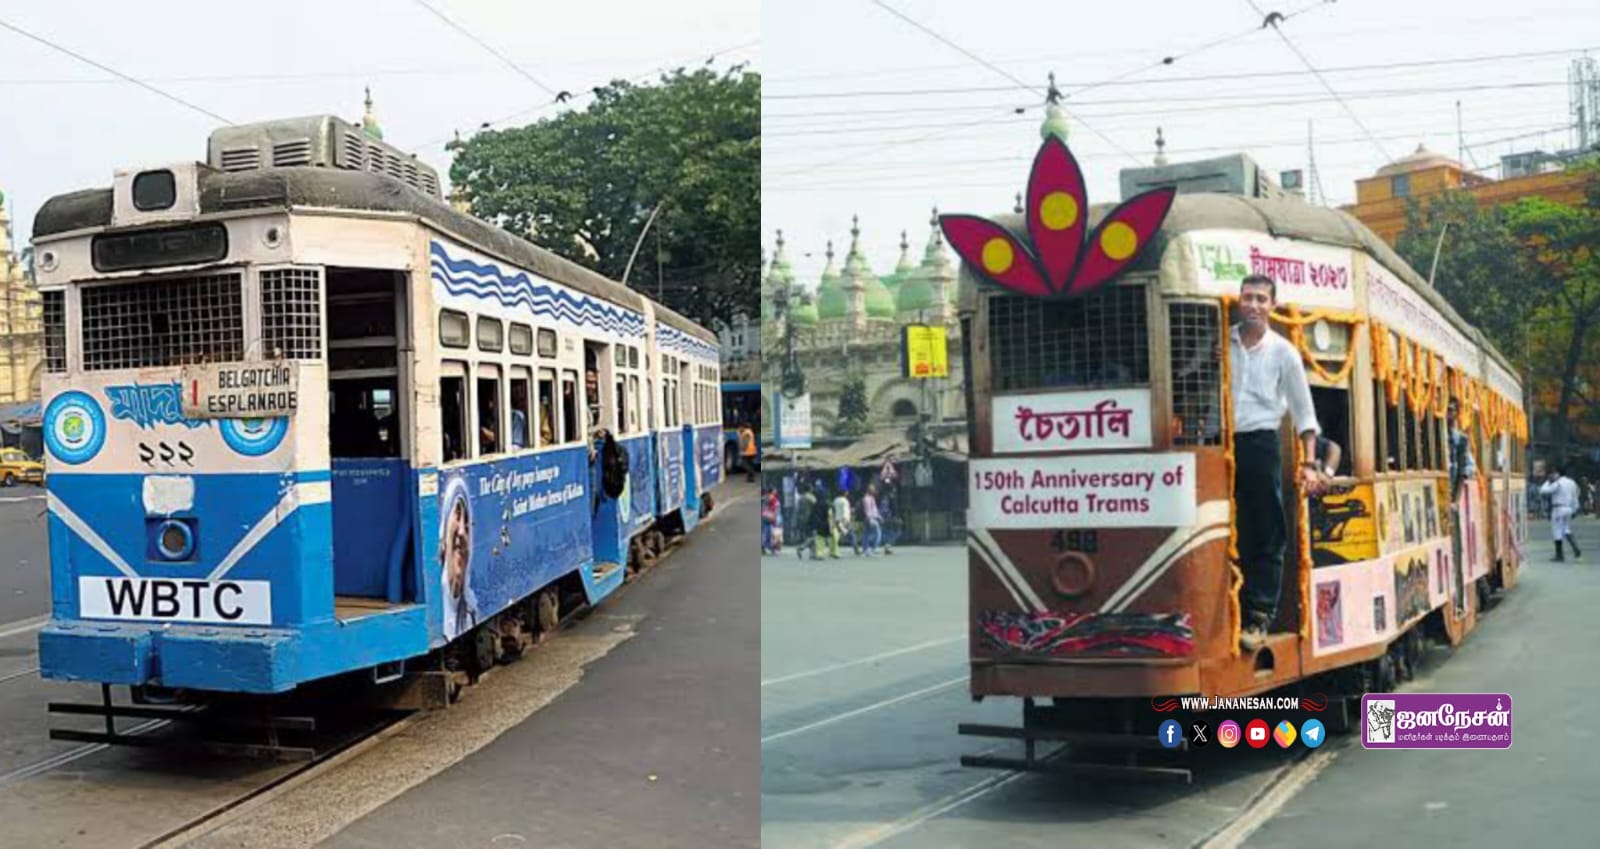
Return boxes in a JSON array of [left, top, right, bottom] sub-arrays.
[[1217, 720, 1241, 749]]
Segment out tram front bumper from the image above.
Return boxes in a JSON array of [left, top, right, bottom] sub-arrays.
[[38, 607, 427, 693]]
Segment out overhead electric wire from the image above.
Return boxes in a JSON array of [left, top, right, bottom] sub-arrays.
[[0, 14, 231, 123], [762, 44, 1596, 101], [866, 0, 1140, 163], [768, 121, 1575, 190], [764, 80, 1572, 138], [761, 44, 1600, 111], [406, 38, 758, 151], [1247, 0, 1392, 162], [410, 0, 558, 96]]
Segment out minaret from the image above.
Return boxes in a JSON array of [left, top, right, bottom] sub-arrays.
[[1040, 72, 1069, 143], [920, 207, 956, 325], [361, 86, 384, 140], [840, 216, 869, 333]]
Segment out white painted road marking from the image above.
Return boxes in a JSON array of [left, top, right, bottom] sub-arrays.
[[833, 769, 1029, 849], [0, 493, 45, 503], [1198, 746, 1338, 849], [0, 614, 49, 640], [762, 675, 966, 745], [761, 635, 964, 687]]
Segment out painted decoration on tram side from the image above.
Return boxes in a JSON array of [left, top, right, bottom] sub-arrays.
[[436, 449, 591, 641], [939, 136, 1175, 299], [1309, 483, 1379, 566], [969, 453, 1196, 529], [991, 389, 1151, 453], [1394, 551, 1432, 626], [1187, 229, 1356, 310], [1315, 580, 1343, 649], [976, 609, 1193, 658]]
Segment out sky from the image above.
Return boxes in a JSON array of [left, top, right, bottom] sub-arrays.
[[0, 0, 758, 250], [762, 0, 1598, 289]]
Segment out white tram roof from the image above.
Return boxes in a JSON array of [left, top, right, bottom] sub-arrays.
[[31, 165, 719, 348], [956, 193, 1520, 385]]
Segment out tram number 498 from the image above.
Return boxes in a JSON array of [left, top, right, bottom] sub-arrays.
[[77, 577, 272, 626], [1051, 529, 1098, 554]]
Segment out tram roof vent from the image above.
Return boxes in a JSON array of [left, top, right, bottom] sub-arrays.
[[206, 115, 442, 199], [1119, 153, 1296, 202]]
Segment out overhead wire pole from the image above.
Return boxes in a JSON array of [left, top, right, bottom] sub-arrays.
[[0, 15, 231, 124]]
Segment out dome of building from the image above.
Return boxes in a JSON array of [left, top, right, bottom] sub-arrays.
[[814, 241, 847, 320], [840, 218, 895, 320], [895, 272, 937, 314], [788, 293, 820, 327], [1375, 143, 1460, 177]]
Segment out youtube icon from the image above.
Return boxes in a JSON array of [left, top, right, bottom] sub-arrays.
[[1246, 718, 1270, 749]]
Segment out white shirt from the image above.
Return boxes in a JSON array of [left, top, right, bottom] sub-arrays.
[[1540, 476, 1580, 512], [1229, 324, 1320, 436]]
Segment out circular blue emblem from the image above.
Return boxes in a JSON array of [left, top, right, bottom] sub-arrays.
[[218, 417, 288, 457], [43, 391, 106, 465]]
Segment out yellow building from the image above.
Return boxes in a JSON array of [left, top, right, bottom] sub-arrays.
[[1344, 143, 1590, 245], [0, 187, 44, 403]]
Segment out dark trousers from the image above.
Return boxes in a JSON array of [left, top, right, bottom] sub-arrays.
[[1234, 430, 1286, 623]]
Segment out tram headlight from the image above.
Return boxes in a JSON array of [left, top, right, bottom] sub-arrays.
[[153, 518, 196, 561]]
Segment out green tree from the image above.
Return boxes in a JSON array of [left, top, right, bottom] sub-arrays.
[[1500, 163, 1600, 462], [835, 372, 870, 437], [449, 66, 759, 328]]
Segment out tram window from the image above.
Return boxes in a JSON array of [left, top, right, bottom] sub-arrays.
[[988, 288, 1149, 391], [477, 317, 504, 353], [628, 375, 640, 432], [615, 346, 627, 367], [1401, 399, 1420, 471], [537, 328, 558, 358], [646, 378, 654, 430], [440, 310, 470, 349], [537, 368, 557, 447], [1310, 387, 1350, 476], [1425, 408, 1443, 471], [440, 370, 467, 463], [629, 347, 639, 369], [509, 369, 531, 451], [477, 368, 503, 456], [1381, 382, 1401, 473], [561, 370, 581, 444], [1169, 302, 1222, 447], [509, 323, 533, 356], [616, 375, 628, 434]]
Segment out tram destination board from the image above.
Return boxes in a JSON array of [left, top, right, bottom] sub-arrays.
[[181, 361, 300, 419]]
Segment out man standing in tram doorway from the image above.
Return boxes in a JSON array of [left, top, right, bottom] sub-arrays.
[[1540, 466, 1582, 561], [1231, 274, 1325, 651]]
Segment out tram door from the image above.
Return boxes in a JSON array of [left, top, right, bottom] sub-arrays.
[[326, 268, 414, 604], [585, 342, 625, 570]]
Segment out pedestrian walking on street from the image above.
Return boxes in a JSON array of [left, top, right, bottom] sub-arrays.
[[1540, 466, 1583, 561], [738, 422, 758, 483], [797, 485, 820, 560], [761, 488, 779, 554], [829, 487, 851, 559], [861, 484, 883, 555]]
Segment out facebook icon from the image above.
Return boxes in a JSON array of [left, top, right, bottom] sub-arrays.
[[1158, 719, 1183, 749]]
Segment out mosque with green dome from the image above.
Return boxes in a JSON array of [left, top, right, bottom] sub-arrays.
[[762, 211, 963, 440]]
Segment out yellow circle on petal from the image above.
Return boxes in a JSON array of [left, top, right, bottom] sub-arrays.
[[981, 238, 1014, 274], [1039, 191, 1079, 231], [1101, 221, 1138, 260]]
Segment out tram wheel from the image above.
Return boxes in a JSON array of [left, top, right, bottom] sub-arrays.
[[535, 588, 560, 637], [638, 538, 659, 571], [1376, 654, 1397, 693], [1326, 696, 1355, 734]]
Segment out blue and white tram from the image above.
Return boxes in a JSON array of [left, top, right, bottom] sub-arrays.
[[30, 115, 723, 696]]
